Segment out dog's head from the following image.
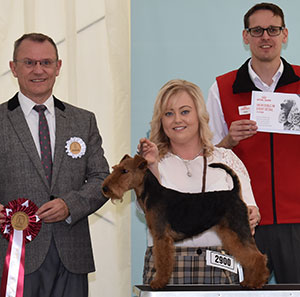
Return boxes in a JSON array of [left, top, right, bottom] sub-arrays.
[[280, 99, 295, 115], [102, 154, 148, 201]]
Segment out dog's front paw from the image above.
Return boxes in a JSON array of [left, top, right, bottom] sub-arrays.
[[150, 278, 168, 290]]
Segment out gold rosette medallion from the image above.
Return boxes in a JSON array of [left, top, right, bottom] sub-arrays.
[[11, 211, 29, 231], [65, 137, 86, 159]]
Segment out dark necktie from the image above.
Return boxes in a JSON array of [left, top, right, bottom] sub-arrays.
[[33, 105, 52, 185]]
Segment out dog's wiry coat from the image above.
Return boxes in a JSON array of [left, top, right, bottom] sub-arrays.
[[102, 154, 269, 289]]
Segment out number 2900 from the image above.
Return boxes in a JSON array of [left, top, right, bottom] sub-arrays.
[[215, 255, 232, 267]]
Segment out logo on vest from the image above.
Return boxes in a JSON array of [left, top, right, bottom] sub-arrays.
[[238, 105, 251, 115]]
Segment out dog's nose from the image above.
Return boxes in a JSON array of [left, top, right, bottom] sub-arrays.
[[102, 185, 109, 194]]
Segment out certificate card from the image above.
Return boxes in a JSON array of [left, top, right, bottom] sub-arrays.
[[250, 91, 300, 135]]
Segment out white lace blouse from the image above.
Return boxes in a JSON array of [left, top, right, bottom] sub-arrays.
[[146, 146, 257, 247]]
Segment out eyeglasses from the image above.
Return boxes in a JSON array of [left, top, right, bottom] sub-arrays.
[[246, 26, 284, 37], [14, 59, 57, 68]]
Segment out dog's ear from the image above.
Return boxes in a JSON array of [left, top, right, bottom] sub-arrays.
[[133, 154, 148, 170], [120, 154, 131, 162]]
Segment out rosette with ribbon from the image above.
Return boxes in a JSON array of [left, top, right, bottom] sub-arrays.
[[0, 198, 41, 297]]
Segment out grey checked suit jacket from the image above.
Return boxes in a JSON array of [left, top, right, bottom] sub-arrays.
[[0, 93, 109, 275]]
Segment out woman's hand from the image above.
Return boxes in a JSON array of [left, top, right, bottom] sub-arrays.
[[248, 205, 261, 235], [138, 138, 160, 181], [138, 138, 159, 165]]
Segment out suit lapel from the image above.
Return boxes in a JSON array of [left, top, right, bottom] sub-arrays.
[[51, 98, 68, 190], [7, 94, 50, 188]]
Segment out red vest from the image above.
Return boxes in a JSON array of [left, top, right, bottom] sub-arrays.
[[217, 64, 300, 225]]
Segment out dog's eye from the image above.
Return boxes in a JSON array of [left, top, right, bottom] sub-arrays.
[[121, 169, 128, 174]]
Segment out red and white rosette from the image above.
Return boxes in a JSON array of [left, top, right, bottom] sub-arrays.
[[0, 198, 41, 297]]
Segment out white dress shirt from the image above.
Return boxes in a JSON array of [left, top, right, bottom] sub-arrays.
[[18, 92, 56, 160]]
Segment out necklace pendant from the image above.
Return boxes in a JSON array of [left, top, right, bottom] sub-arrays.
[[187, 171, 192, 177]]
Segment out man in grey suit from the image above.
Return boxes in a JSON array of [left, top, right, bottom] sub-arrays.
[[0, 33, 109, 296]]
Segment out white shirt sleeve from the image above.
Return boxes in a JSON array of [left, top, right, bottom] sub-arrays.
[[206, 81, 229, 145], [215, 147, 257, 207]]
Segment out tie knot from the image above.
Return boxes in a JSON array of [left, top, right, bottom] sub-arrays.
[[33, 105, 47, 113]]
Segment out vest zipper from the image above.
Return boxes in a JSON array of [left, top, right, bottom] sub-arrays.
[[270, 133, 277, 224]]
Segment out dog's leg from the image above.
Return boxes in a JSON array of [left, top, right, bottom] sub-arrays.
[[215, 225, 269, 289], [146, 211, 174, 289], [151, 233, 174, 289]]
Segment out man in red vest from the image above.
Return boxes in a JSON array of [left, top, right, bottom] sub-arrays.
[[207, 2, 300, 283]]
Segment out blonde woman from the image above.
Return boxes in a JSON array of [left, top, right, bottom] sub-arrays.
[[139, 79, 260, 284]]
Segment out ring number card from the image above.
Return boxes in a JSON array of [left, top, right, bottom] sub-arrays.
[[206, 250, 244, 282], [206, 250, 237, 273]]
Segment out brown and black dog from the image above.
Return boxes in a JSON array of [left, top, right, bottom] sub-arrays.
[[102, 154, 269, 289]]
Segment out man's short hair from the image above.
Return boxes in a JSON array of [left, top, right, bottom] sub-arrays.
[[244, 2, 285, 29], [13, 33, 59, 61]]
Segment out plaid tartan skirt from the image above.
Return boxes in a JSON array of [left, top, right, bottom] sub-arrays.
[[143, 246, 239, 285]]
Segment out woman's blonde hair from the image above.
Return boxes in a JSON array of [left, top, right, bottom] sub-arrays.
[[149, 79, 214, 159]]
